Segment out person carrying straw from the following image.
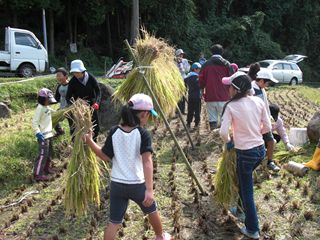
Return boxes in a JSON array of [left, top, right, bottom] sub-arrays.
[[220, 72, 271, 239], [84, 93, 171, 240]]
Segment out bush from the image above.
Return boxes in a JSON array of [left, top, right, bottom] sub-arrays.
[[49, 48, 113, 76], [0, 76, 57, 112]]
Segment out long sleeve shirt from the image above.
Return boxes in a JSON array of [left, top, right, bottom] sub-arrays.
[[199, 55, 234, 102], [184, 72, 201, 99], [220, 96, 272, 150], [66, 72, 101, 106], [32, 104, 54, 139], [177, 58, 190, 79], [272, 116, 289, 144]]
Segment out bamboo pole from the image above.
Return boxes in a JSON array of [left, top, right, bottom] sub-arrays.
[[124, 40, 206, 195], [175, 106, 195, 150]]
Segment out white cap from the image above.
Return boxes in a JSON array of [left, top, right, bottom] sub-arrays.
[[175, 49, 184, 56], [70, 59, 86, 73], [256, 70, 279, 83]]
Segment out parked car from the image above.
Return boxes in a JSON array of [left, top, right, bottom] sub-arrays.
[[0, 27, 48, 77], [239, 55, 307, 85]]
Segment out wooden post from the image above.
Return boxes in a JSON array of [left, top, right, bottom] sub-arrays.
[[175, 106, 195, 149], [124, 40, 206, 195]]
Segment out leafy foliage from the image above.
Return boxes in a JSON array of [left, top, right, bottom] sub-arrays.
[[0, 0, 319, 81]]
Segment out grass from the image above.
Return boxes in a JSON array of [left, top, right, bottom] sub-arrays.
[[0, 77, 123, 197], [0, 76, 123, 112], [0, 76, 57, 112], [0, 109, 70, 198], [295, 86, 320, 105], [268, 84, 320, 105], [0, 77, 24, 83]]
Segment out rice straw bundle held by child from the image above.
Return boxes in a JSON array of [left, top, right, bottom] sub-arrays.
[[64, 99, 100, 216], [214, 147, 238, 208]]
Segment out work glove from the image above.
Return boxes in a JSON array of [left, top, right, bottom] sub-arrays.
[[36, 132, 45, 141], [92, 103, 99, 111], [286, 142, 295, 151], [226, 140, 234, 150]]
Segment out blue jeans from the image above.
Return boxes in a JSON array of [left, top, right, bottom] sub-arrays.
[[236, 144, 265, 233]]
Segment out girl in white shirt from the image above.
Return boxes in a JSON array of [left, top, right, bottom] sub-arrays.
[[32, 88, 57, 181], [84, 93, 171, 240]]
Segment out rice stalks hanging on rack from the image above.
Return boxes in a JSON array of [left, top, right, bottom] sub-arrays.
[[64, 99, 101, 216], [113, 31, 186, 116], [213, 147, 238, 209]]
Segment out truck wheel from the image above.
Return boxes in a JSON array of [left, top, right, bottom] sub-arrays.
[[19, 64, 35, 78]]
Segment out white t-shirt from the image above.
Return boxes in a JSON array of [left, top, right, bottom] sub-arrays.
[[102, 126, 153, 184]]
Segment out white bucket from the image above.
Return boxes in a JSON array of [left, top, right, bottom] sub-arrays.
[[289, 128, 309, 146]]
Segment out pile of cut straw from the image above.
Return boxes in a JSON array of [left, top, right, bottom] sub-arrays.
[[213, 146, 238, 208], [113, 31, 186, 116], [64, 99, 100, 216]]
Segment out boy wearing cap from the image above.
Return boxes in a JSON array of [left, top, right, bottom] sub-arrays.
[[84, 94, 171, 240], [66, 60, 101, 141], [185, 62, 202, 129], [32, 88, 57, 181], [252, 70, 280, 172]]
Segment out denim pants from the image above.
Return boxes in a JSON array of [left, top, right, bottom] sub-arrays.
[[236, 144, 265, 233]]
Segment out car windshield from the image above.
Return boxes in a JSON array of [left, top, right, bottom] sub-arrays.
[[259, 61, 270, 68]]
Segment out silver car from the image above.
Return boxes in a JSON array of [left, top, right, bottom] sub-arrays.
[[240, 55, 307, 85]]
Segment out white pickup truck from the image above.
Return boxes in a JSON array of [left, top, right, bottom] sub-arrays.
[[0, 27, 48, 77]]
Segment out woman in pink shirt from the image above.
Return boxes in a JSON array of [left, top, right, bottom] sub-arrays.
[[220, 72, 271, 239]]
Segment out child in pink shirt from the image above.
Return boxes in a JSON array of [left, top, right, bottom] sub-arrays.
[[220, 72, 271, 239]]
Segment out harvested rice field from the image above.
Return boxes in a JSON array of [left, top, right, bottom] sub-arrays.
[[0, 84, 320, 240]]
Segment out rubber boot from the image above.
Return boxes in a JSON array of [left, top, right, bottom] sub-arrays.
[[304, 147, 320, 170]]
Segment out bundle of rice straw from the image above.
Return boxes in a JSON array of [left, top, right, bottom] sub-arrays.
[[213, 146, 238, 209], [52, 106, 73, 128], [64, 99, 100, 216], [113, 31, 186, 116]]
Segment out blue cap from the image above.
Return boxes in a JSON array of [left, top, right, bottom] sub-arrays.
[[191, 62, 201, 70]]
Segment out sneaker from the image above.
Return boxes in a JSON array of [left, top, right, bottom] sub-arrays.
[[267, 161, 280, 172], [229, 207, 245, 223], [155, 232, 172, 240], [186, 123, 191, 129], [34, 175, 50, 182], [240, 226, 260, 239]]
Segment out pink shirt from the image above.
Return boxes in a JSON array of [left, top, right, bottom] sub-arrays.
[[220, 96, 272, 150], [272, 116, 289, 144]]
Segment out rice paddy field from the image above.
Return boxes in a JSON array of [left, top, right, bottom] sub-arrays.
[[0, 77, 320, 240]]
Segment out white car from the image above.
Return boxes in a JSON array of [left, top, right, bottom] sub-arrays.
[[240, 55, 306, 85]]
